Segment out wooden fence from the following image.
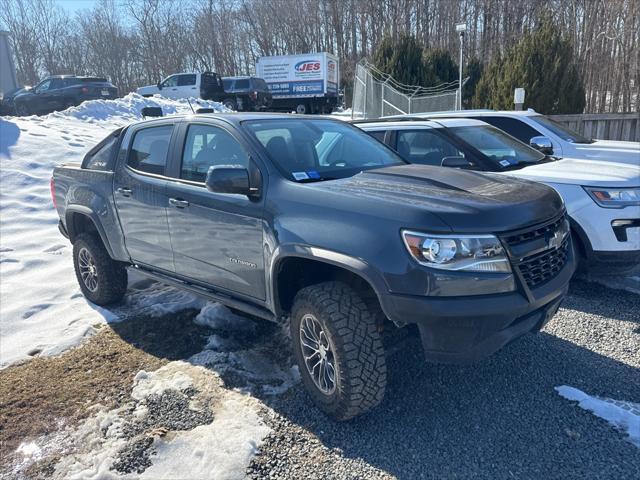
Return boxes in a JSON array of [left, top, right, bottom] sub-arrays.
[[548, 113, 640, 142]]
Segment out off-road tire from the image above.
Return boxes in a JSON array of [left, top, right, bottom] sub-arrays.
[[291, 281, 387, 421], [72, 233, 127, 306]]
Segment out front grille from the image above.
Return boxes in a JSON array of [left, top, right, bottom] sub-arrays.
[[517, 238, 570, 289], [503, 215, 566, 246]]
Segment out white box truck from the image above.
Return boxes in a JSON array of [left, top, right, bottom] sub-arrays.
[[256, 52, 340, 114]]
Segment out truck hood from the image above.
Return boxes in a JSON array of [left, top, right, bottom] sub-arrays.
[[571, 139, 640, 165], [508, 158, 639, 187], [317, 164, 563, 233]]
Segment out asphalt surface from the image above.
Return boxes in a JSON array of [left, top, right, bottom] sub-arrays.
[[248, 279, 640, 479]]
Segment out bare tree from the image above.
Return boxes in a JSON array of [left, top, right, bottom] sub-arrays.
[[2, 0, 638, 112]]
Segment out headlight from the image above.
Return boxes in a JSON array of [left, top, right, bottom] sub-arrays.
[[401, 230, 511, 272], [584, 187, 640, 208]]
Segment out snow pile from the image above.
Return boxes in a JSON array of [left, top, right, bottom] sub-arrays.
[[44, 362, 270, 480], [139, 397, 269, 480], [194, 303, 258, 332], [0, 94, 225, 368], [58, 93, 228, 123], [132, 368, 194, 401], [556, 385, 640, 447]]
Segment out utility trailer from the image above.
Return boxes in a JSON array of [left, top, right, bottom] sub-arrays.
[[256, 52, 339, 114]]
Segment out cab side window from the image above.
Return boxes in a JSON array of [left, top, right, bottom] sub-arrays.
[[35, 80, 51, 93], [178, 74, 196, 86], [474, 117, 541, 144], [181, 125, 249, 182], [49, 78, 64, 90], [127, 125, 173, 175], [162, 75, 179, 87]]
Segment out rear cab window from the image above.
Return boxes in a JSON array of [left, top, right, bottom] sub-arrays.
[[126, 125, 174, 176]]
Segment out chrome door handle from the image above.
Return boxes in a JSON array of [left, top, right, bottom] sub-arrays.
[[116, 187, 132, 197], [169, 198, 190, 208]]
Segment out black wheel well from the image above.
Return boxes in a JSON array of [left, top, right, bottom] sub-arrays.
[[275, 257, 381, 317], [66, 212, 99, 243]]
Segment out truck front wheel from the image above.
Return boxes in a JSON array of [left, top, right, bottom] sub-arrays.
[[290, 281, 387, 421], [72, 233, 127, 306]]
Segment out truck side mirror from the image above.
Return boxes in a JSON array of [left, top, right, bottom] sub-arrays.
[[441, 156, 471, 168], [205, 165, 256, 197], [529, 136, 553, 155]]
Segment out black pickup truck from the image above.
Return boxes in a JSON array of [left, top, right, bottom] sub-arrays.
[[51, 113, 575, 420]]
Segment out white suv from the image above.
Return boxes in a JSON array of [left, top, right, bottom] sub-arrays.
[[395, 110, 640, 166], [357, 118, 640, 273]]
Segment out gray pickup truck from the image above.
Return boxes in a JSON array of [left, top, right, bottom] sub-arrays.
[[52, 113, 575, 420]]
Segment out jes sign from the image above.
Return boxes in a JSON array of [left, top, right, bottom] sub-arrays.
[[295, 61, 321, 72]]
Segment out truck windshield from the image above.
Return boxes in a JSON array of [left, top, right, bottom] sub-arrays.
[[243, 119, 406, 181], [529, 115, 594, 144], [450, 125, 546, 168]]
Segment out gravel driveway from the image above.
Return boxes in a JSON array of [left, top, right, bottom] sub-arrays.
[[2, 279, 638, 479], [249, 279, 640, 479]]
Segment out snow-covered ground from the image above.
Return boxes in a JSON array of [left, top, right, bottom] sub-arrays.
[[556, 386, 640, 447], [0, 94, 302, 478], [0, 94, 227, 368]]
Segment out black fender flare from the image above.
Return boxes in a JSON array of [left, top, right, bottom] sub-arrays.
[[268, 244, 391, 317], [64, 205, 116, 259]]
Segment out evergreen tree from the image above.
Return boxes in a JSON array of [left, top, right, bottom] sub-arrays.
[[372, 34, 430, 86], [462, 57, 484, 108], [474, 18, 586, 114], [423, 49, 458, 85]]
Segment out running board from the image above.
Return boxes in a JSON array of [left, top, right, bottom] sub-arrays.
[[129, 265, 276, 322]]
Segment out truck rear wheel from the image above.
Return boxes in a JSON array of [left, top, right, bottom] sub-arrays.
[[290, 281, 387, 421], [73, 233, 127, 306], [295, 103, 309, 114]]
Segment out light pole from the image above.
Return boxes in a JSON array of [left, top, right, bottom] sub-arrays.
[[455, 23, 466, 110]]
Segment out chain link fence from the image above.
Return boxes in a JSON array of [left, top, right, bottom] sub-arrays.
[[351, 60, 460, 119]]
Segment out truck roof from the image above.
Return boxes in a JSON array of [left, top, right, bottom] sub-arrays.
[[134, 112, 344, 126]]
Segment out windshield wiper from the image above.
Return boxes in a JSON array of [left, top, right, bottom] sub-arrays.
[[295, 176, 338, 183]]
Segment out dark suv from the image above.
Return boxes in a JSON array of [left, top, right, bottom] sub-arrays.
[[13, 76, 118, 116], [221, 76, 272, 111]]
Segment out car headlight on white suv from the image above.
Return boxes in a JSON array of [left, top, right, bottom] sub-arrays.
[[401, 231, 512, 272], [584, 187, 640, 208]]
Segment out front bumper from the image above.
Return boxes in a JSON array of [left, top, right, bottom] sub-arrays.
[[570, 197, 640, 253], [379, 243, 575, 364]]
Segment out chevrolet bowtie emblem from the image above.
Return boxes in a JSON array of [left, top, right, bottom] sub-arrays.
[[546, 230, 563, 250]]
